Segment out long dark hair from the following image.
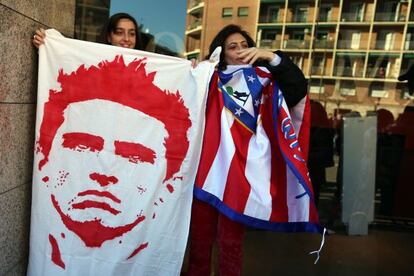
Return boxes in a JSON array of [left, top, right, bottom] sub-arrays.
[[207, 24, 256, 70], [99, 13, 144, 50]]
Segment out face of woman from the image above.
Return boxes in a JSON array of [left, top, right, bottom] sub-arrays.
[[224, 32, 249, 65], [107, 18, 136, 49]]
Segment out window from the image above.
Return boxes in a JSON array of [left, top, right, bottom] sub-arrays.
[[319, 4, 332, 21], [222, 7, 233, 18], [309, 80, 325, 94], [238, 7, 249, 17], [268, 6, 279, 22], [370, 82, 389, 98], [291, 55, 304, 68], [350, 2, 365, 21], [340, 80, 356, 96], [294, 5, 308, 22], [312, 54, 326, 75]]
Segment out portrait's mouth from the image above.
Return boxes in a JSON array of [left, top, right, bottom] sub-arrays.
[[78, 189, 121, 203], [71, 189, 121, 215]]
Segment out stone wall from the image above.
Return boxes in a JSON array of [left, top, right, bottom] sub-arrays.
[[0, 1, 75, 274]]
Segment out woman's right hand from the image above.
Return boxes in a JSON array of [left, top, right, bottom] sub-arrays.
[[32, 28, 46, 49]]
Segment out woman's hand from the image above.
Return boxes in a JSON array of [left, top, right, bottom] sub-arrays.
[[237, 47, 275, 65], [190, 58, 198, 68], [32, 28, 46, 49]]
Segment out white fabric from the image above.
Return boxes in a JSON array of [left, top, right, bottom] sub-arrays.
[[28, 29, 217, 276]]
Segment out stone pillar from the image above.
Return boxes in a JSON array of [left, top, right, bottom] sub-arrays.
[[0, 1, 75, 274]]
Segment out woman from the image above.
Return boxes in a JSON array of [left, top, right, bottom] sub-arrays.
[[33, 13, 143, 50], [187, 24, 308, 276]]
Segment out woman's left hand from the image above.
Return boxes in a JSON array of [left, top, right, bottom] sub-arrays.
[[237, 47, 275, 65]]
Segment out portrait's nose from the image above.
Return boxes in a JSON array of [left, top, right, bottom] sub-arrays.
[[89, 172, 118, 187]]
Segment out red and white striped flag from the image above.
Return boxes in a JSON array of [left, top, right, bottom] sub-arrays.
[[194, 65, 322, 233]]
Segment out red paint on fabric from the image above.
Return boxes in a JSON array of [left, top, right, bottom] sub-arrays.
[[89, 173, 118, 187], [222, 120, 252, 213], [37, 56, 191, 182], [152, 213, 156, 219], [61, 233, 65, 238], [62, 132, 104, 152], [78, 189, 121, 203], [127, 242, 149, 260], [42, 176, 49, 183], [72, 200, 120, 215], [114, 140, 156, 164], [51, 194, 144, 247], [166, 184, 174, 193], [195, 73, 222, 188], [261, 85, 288, 221], [49, 234, 65, 269]]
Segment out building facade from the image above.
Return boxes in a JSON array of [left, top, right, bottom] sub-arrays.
[[184, 0, 260, 59], [185, 0, 414, 116]]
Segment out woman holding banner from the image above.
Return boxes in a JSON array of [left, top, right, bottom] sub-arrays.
[[187, 24, 310, 276]]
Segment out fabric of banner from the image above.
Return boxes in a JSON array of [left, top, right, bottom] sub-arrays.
[[194, 65, 322, 234], [28, 29, 216, 276]]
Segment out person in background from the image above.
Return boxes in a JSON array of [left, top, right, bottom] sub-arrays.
[[187, 24, 308, 276], [33, 13, 143, 50], [308, 100, 334, 207]]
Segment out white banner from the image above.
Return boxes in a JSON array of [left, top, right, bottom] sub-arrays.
[[28, 29, 216, 276]]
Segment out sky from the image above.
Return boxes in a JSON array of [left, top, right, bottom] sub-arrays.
[[110, 0, 187, 53]]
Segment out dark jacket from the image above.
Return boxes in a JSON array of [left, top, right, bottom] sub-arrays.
[[258, 50, 308, 108]]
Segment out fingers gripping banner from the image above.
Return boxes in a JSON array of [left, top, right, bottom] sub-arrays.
[[28, 30, 216, 276]]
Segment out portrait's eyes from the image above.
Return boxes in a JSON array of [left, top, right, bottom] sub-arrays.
[[61, 132, 104, 153], [114, 140, 156, 164]]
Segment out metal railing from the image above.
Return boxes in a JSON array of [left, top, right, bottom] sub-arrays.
[[259, 39, 282, 49], [258, 15, 282, 23], [189, 0, 202, 9], [374, 12, 406, 22], [337, 40, 368, 50], [318, 14, 334, 22], [333, 66, 364, 77], [374, 40, 400, 51], [187, 20, 202, 31], [366, 67, 398, 79], [341, 12, 372, 22], [311, 66, 327, 75], [314, 40, 335, 49], [284, 39, 310, 49], [286, 15, 309, 23]]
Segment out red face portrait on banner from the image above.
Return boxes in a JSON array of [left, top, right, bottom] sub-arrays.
[[36, 56, 191, 266]]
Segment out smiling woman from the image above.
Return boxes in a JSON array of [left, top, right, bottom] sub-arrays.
[[32, 13, 144, 50], [99, 12, 144, 50]]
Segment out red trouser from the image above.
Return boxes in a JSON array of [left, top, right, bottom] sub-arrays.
[[188, 198, 245, 276]]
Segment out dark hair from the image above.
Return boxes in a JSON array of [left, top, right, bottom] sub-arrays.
[[207, 24, 255, 70], [99, 13, 144, 50], [38, 56, 191, 181]]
